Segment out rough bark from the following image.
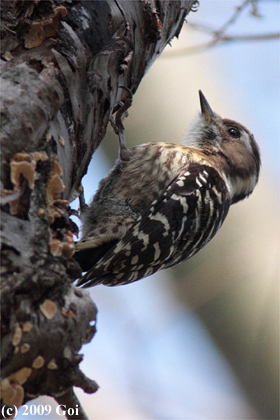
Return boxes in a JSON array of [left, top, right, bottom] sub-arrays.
[[0, 0, 197, 417]]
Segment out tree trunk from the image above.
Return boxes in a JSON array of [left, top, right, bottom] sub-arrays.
[[0, 1, 197, 417]]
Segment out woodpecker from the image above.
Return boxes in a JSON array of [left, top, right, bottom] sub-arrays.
[[75, 90, 260, 287]]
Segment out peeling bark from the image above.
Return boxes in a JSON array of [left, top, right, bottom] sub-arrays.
[[0, 0, 197, 417]]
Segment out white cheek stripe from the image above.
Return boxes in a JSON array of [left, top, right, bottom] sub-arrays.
[[240, 132, 253, 153], [223, 172, 257, 199]]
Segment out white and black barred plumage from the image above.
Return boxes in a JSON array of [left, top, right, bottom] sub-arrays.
[[75, 91, 260, 287]]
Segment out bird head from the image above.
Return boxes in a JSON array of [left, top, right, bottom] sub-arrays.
[[184, 90, 261, 204]]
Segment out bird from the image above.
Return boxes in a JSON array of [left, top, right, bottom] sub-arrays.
[[74, 90, 261, 287]]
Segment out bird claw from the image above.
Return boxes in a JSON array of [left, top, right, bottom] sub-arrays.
[[110, 86, 133, 160], [78, 184, 88, 214], [110, 86, 133, 137]]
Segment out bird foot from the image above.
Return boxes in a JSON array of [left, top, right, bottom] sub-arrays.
[[110, 86, 133, 161]]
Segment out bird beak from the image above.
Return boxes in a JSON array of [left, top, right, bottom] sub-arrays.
[[199, 90, 215, 122]]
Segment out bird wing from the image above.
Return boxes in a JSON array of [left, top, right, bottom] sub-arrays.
[[76, 163, 230, 287]]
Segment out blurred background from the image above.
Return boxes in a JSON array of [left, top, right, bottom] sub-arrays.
[[18, 1, 279, 419]]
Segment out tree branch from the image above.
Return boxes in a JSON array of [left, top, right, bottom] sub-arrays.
[[1, 0, 197, 416]]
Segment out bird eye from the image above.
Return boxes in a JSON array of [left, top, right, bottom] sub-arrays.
[[227, 127, 240, 138]]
